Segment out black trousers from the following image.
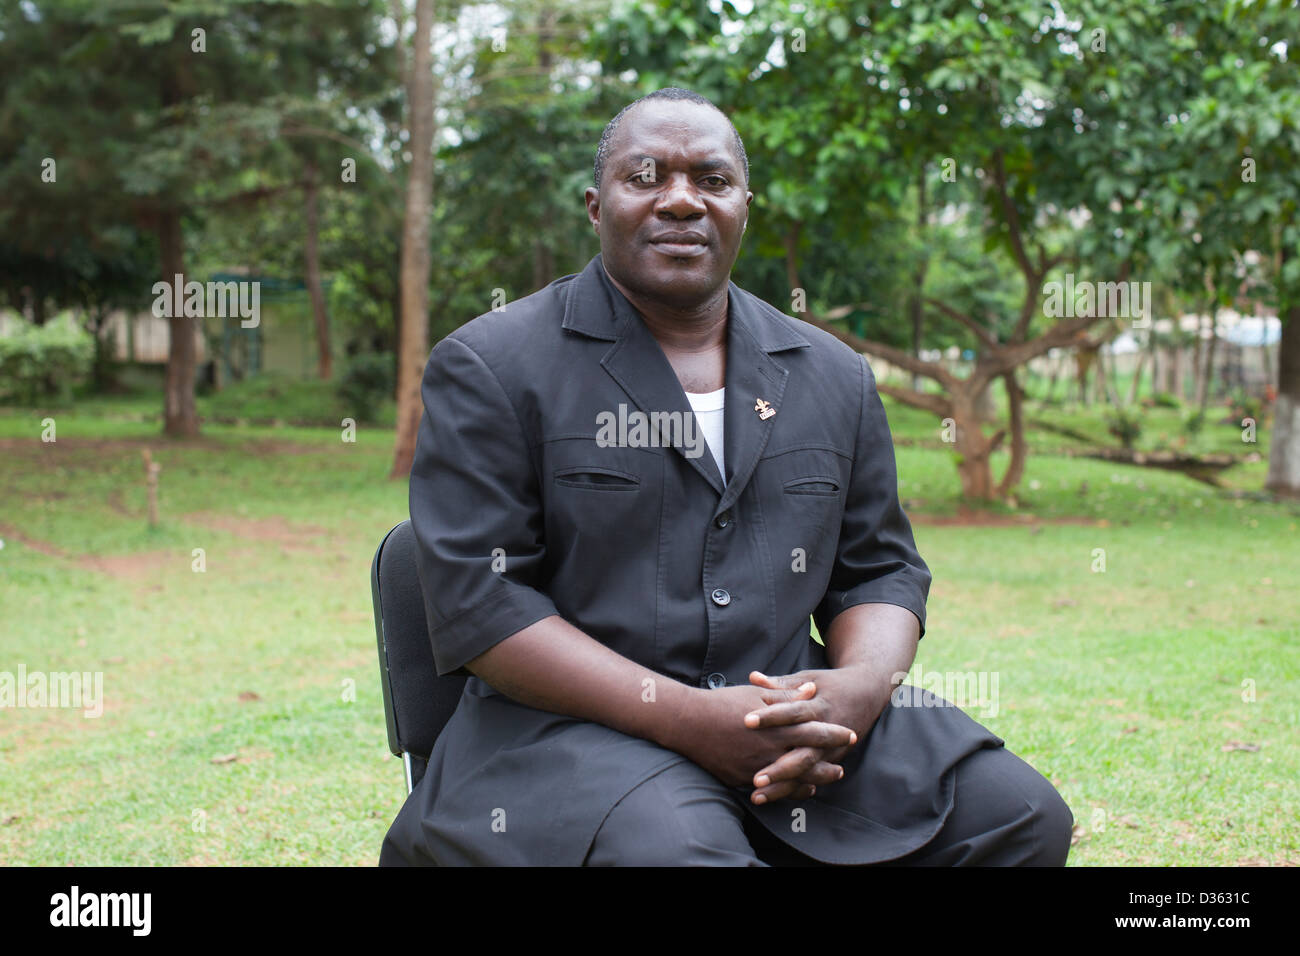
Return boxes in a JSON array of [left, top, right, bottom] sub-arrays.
[[583, 743, 1074, 866]]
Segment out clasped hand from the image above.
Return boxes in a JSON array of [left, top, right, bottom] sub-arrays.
[[743, 669, 875, 805], [684, 666, 879, 807]]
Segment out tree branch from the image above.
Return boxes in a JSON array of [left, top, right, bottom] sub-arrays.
[[925, 296, 998, 348], [783, 221, 956, 388], [876, 383, 953, 418], [990, 147, 1036, 285]]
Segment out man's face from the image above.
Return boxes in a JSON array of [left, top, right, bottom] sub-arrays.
[[586, 100, 752, 309]]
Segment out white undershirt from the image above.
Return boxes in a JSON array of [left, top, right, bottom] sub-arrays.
[[686, 386, 726, 486]]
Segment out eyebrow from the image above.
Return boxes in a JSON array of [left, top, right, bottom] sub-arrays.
[[619, 154, 737, 175]]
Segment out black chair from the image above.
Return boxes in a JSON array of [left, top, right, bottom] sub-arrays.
[[371, 519, 467, 794]]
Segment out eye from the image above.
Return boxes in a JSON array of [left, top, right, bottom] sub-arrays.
[[702, 175, 728, 186]]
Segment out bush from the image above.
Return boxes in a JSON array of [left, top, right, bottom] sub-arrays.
[[337, 352, 394, 424], [201, 372, 343, 426], [1181, 409, 1206, 437], [1104, 406, 1143, 450], [1151, 391, 1182, 409], [0, 319, 94, 405], [1226, 390, 1263, 426]]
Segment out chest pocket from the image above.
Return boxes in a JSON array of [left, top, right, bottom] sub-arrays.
[[542, 437, 664, 559], [554, 465, 641, 491], [759, 445, 851, 537]]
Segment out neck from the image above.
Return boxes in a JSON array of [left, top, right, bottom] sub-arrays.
[[605, 270, 729, 352]]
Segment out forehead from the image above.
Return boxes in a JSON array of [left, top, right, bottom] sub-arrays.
[[608, 100, 739, 169]]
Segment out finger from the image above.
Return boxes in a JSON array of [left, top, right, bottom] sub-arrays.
[[758, 681, 817, 707], [744, 696, 828, 729], [752, 746, 822, 787], [754, 764, 842, 806], [751, 779, 814, 805], [779, 720, 858, 750], [755, 753, 844, 789], [750, 671, 811, 691]]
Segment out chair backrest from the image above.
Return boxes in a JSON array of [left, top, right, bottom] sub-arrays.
[[371, 519, 467, 792]]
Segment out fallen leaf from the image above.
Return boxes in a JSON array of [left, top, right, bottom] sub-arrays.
[[1121, 725, 1139, 734], [238, 691, 261, 702], [1221, 741, 1261, 752], [1070, 823, 1085, 845], [210, 753, 239, 765]]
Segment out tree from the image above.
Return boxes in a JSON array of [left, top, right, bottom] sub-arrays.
[[391, 0, 438, 479]]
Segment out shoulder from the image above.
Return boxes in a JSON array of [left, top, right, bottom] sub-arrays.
[[731, 284, 870, 386], [439, 272, 578, 372]]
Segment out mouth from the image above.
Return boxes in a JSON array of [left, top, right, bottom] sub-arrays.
[[650, 240, 712, 264]]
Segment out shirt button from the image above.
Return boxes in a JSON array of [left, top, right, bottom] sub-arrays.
[[714, 510, 732, 529], [706, 673, 727, 690], [710, 588, 731, 607]]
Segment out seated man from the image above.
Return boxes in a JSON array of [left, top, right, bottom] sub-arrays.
[[379, 87, 1073, 867]]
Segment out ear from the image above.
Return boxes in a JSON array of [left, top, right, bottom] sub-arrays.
[[584, 186, 600, 233]]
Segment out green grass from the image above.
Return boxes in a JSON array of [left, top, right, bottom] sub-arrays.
[[0, 394, 1296, 865]]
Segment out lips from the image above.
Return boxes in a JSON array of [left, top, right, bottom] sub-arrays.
[[650, 233, 709, 258]]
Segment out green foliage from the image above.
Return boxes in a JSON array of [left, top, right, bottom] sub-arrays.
[[1151, 391, 1183, 409], [198, 371, 393, 428], [1104, 405, 1143, 450], [0, 319, 94, 404], [1227, 389, 1263, 427], [1182, 409, 1207, 437], [336, 352, 394, 425]]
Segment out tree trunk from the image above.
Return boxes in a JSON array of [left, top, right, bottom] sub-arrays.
[[1191, 314, 1205, 403], [1075, 347, 1095, 405], [951, 389, 1000, 500], [1126, 342, 1149, 406], [1266, 246, 1300, 496], [1042, 356, 1061, 405], [1198, 305, 1219, 413], [1172, 336, 1184, 399], [160, 208, 199, 438], [303, 162, 333, 380], [390, 0, 437, 480], [910, 166, 928, 393], [996, 370, 1026, 497]]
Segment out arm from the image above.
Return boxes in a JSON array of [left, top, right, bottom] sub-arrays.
[[467, 616, 856, 789]]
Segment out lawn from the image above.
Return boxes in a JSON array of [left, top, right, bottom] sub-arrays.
[[0, 392, 1296, 865]]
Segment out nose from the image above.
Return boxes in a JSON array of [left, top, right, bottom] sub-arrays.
[[655, 173, 706, 219]]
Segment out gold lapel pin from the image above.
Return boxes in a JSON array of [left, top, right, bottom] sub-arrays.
[[754, 397, 776, 420]]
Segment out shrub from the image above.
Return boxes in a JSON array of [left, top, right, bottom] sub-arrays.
[[1226, 390, 1263, 426], [0, 319, 94, 405], [1181, 409, 1206, 437], [1104, 406, 1143, 450], [1151, 391, 1182, 409], [337, 352, 394, 424]]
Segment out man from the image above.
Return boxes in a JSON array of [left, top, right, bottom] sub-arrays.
[[379, 87, 1073, 866]]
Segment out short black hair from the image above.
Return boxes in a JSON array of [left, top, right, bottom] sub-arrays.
[[593, 87, 749, 191]]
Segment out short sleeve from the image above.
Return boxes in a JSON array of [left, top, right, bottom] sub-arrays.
[[812, 353, 932, 640], [408, 335, 560, 676]]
